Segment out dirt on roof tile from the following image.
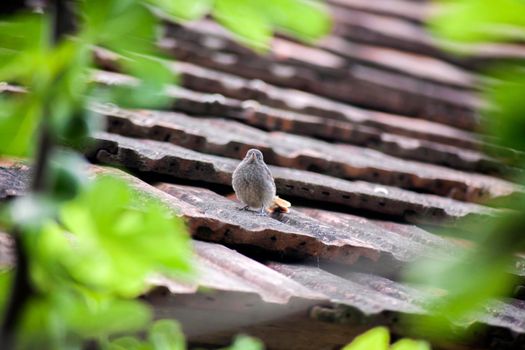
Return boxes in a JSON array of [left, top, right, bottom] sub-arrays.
[[0, 160, 31, 200]]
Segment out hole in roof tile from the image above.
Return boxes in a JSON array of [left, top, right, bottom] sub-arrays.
[[110, 119, 122, 128], [342, 195, 350, 199], [163, 134, 171, 142], [167, 160, 178, 171], [404, 209, 417, 219], [306, 164, 323, 173], [270, 236, 277, 242], [301, 187, 310, 192], [321, 191, 330, 196], [206, 296, 215, 302], [196, 226, 214, 239]]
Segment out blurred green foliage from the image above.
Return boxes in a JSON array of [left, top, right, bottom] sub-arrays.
[[342, 327, 430, 350], [0, 0, 330, 349], [150, 0, 331, 50], [3, 171, 193, 348], [219, 335, 264, 350], [430, 0, 525, 43], [484, 66, 525, 152], [58, 176, 192, 296], [406, 0, 525, 342], [107, 320, 185, 350], [213, 0, 331, 50]]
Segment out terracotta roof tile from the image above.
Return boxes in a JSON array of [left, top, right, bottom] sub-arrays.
[[93, 105, 520, 202], [88, 132, 499, 223], [160, 22, 481, 129]]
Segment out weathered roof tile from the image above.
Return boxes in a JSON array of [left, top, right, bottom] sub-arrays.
[[160, 21, 481, 130], [94, 104, 520, 202], [88, 132, 499, 224], [150, 240, 326, 304]]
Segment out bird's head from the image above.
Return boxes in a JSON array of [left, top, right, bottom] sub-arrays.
[[245, 149, 264, 163]]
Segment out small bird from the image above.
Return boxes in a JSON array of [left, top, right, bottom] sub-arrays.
[[232, 149, 276, 216]]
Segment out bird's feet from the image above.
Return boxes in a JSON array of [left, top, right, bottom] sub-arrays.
[[238, 205, 250, 211], [256, 208, 268, 216]]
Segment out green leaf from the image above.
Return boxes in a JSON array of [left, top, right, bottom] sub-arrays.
[[0, 40, 91, 158], [430, 0, 525, 43], [26, 222, 72, 292], [214, 0, 272, 51], [404, 211, 522, 336], [82, 0, 157, 55], [213, 0, 331, 50], [390, 339, 431, 350], [47, 150, 90, 202], [0, 97, 41, 157], [106, 336, 151, 350], [262, 0, 332, 42], [0, 270, 13, 316], [222, 335, 264, 350], [0, 12, 45, 50], [148, 319, 186, 350], [151, 0, 213, 21], [59, 176, 193, 297], [16, 297, 64, 349], [113, 54, 176, 108], [342, 327, 390, 350], [66, 297, 152, 337], [0, 12, 46, 72], [483, 66, 525, 153]]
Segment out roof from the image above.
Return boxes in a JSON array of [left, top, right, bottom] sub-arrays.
[[2, 1, 525, 349]]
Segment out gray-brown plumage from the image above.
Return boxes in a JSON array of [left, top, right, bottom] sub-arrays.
[[232, 149, 276, 215]]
